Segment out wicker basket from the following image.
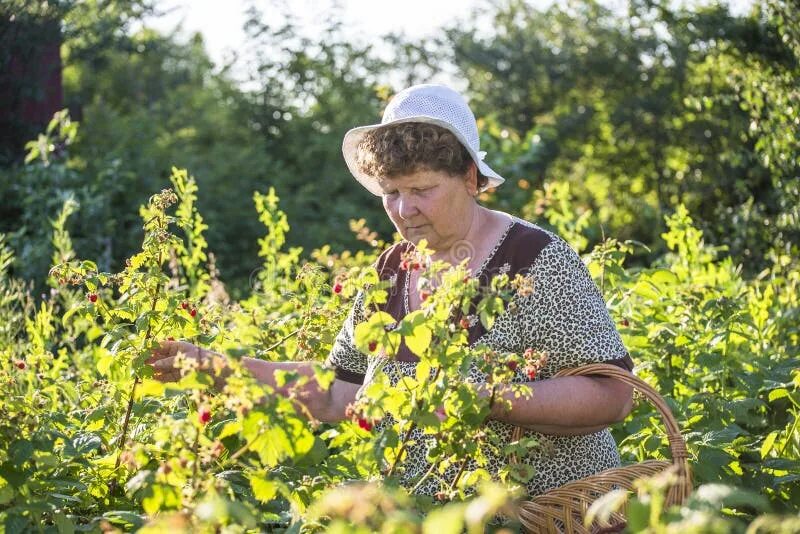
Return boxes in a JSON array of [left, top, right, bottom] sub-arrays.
[[510, 363, 692, 533]]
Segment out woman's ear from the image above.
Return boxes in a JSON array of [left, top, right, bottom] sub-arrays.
[[465, 161, 479, 197]]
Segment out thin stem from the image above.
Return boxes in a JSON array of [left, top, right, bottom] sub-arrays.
[[386, 423, 416, 478], [191, 423, 201, 493], [264, 328, 301, 354], [779, 413, 799, 456], [599, 226, 607, 296], [410, 460, 440, 495], [228, 438, 252, 462], [386, 366, 444, 478], [448, 456, 470, 492], [111, 247, 164, 492]]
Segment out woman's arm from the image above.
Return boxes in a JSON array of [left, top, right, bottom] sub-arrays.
[[147, 340, 359, 423], [241, 357, 360, 423], [497, 236, 636, 436], [486, 375, 633, 436]]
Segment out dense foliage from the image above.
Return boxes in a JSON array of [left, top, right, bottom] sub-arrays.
[[0, 153, 798, 531], [0, 0, 798, 532]]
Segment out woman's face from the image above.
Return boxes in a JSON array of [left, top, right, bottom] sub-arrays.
[[378, 166, 477, 252]]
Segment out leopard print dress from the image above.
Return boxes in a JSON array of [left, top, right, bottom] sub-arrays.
[[326, 216, 633, 497]]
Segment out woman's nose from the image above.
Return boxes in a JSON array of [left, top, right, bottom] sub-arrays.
[[397, 194, 418, 220]]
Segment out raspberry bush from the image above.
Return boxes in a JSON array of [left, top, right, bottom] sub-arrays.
[[0, 161, 797, 532]]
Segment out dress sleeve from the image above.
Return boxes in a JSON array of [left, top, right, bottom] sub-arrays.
[[518, 237, 633, 376], [325, 289, 369, 384]]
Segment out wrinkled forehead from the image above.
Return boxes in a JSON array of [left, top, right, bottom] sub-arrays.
[[374, 168, 456, 192]]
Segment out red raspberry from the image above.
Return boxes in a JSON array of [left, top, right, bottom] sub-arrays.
[[198, 407, 212, 425], [357, 418, 373, 431], [527, 368, 537, 380], [15, 360, 25, 370], [420, 290, 431, 302], [190, 308, 197, 317], [412, 262, 420, 270], [88, 293, 98, 303], [507, 361, 518, 371], [400, 260, 409, 271], [181, 301, 189, 310], [333, 282, 343, 294], [368, 340, 378, 352], [459, 318, 470, 329]]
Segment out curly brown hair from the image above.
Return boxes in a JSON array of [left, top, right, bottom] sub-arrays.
[[355, 123, 488, 189]]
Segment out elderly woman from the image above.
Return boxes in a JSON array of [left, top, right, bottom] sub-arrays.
[[149, 84, 633, 499]]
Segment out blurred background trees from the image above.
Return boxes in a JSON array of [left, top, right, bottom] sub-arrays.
[[1, 0, 796, 295]]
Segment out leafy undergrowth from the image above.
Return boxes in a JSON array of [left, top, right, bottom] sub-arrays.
[[0, 165, 797, 533]]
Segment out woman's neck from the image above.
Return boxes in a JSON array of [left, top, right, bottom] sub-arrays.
[[431, 205, 502, 272]]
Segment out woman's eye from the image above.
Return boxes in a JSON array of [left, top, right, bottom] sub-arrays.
[[412, 188, 428, 194]]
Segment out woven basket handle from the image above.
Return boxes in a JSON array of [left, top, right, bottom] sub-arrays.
[[510, 363, 689, 464]]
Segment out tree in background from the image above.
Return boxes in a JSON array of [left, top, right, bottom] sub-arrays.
[[447, 0, 796, 270], [1, 0, 796, 292]]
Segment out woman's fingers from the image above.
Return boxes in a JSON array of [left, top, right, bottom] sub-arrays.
[[146, 339, 225, 385], [147, 340, 195, 362], [150, 355, 176, 373]]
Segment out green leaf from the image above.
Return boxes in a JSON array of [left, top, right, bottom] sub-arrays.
[[9, 440, 33, 464], [141, 483, 181, 514], [169, 371, 214, 391], [250, 474, 278, 503], [102, 511, 145, 530], [0, 476, 13, 505], [137, 378, 166, 399], [71, 433, 102, 456], [86, 325, 104, 342], [648, 269, 678, 285], [405, 324, 432, 358], [61, 304, 83, 327], [625, 499, 650, 531], [423, 503, 466, 534], [692, 484, 770, 512], [53, 511, 75, 534], [631, 280, 660, 300], [217, 420, 243, 440], [96, 350, 114, 377], [768, 388, 789, 402], [760, 431, 778, 459]]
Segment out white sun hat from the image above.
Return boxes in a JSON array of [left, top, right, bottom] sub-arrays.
[[342, 84, 506, 196]]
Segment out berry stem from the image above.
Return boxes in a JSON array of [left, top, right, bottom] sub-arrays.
[[111, 249, 164, 493]]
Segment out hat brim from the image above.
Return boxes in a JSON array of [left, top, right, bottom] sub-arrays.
[[342, 116, 506, 196]]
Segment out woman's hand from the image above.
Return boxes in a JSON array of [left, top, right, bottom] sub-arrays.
[[146, 339, 229, 386]]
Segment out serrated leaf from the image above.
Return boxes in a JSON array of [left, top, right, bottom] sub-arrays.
[[250, 474, 278, 503], [72, 433, 102, 456]]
